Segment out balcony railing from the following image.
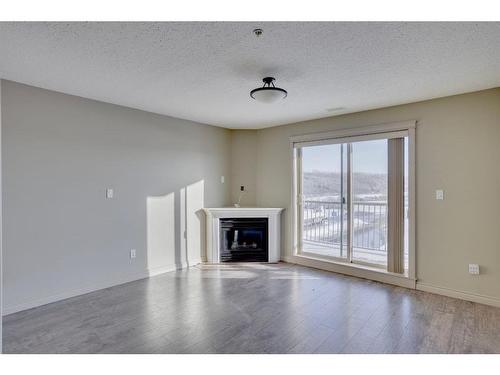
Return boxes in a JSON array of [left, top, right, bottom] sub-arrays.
[[302, 200, 388, 252]]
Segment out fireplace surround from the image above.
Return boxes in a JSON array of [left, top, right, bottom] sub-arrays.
[[203, 207, 284, 263]]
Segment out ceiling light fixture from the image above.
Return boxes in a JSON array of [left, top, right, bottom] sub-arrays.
[[253, 28, 263, 37], [250, 77, 287, 103]]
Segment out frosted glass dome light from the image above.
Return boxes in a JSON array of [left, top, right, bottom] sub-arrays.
[[250, 77, 287, 103]]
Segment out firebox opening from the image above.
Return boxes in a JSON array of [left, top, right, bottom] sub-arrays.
[[220, 218, 268, 262]]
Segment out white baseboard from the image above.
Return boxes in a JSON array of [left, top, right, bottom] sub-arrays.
[[187, 258, 202, 268], [147, 258, 201, 277], [282, 255, 500, 308], [3, 270, 148, 316], [416, 282, 500, 308], [3, 259, 200, 316]]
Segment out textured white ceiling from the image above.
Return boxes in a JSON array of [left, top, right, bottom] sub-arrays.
[[1, 22, 499, 129]]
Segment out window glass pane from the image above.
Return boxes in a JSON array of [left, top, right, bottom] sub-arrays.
[[351, 139, 388, 267], [301, 144, 347, 258]]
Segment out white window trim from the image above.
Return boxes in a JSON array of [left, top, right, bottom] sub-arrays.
[[289, 120, 417, 289]]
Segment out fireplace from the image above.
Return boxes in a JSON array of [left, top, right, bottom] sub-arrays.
[[203, 208, 283, 263], [220, 218, 268, 262]]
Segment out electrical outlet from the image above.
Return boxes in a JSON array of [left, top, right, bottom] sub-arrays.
[[220, 176, 225, 184], [468, 263, 480, 275], [130, 249, 136, 259]]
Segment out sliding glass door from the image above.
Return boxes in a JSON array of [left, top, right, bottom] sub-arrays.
[[296, 132, 408, 273]]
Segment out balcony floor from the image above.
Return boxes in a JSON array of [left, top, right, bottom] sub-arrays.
[[303, 240, 387, 266]]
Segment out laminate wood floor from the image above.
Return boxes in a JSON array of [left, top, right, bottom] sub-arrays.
[[3, 263, 500, 354]]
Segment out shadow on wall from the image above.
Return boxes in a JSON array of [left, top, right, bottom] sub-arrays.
[[146, 180, 206, 275]]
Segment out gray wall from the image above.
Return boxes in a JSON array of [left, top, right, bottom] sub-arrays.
[[2, 81, 231, 314], [237, 88, 500, 302]]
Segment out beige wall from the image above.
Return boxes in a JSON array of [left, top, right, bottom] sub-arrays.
[[2, 81, 232, 314], [230, 130, 258, 206], [239, 88, 500, 301]]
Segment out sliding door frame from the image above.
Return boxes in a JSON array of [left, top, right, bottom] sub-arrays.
[[290, 120, 416, 284], [346, 143, 352, 263]]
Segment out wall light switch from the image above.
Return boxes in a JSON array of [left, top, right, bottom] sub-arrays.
[[468, 264, 480, 275], [130, 249, 136, 259], [106, 188, 114, 199], [221, 176, 225, 184], [435, 189, 444, 200]]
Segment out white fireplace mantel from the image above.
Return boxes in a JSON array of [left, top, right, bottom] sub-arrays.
[[203, 207, 284, 263]]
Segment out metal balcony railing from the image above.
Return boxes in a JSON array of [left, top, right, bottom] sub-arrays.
[[302, 200, 389, 252]]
